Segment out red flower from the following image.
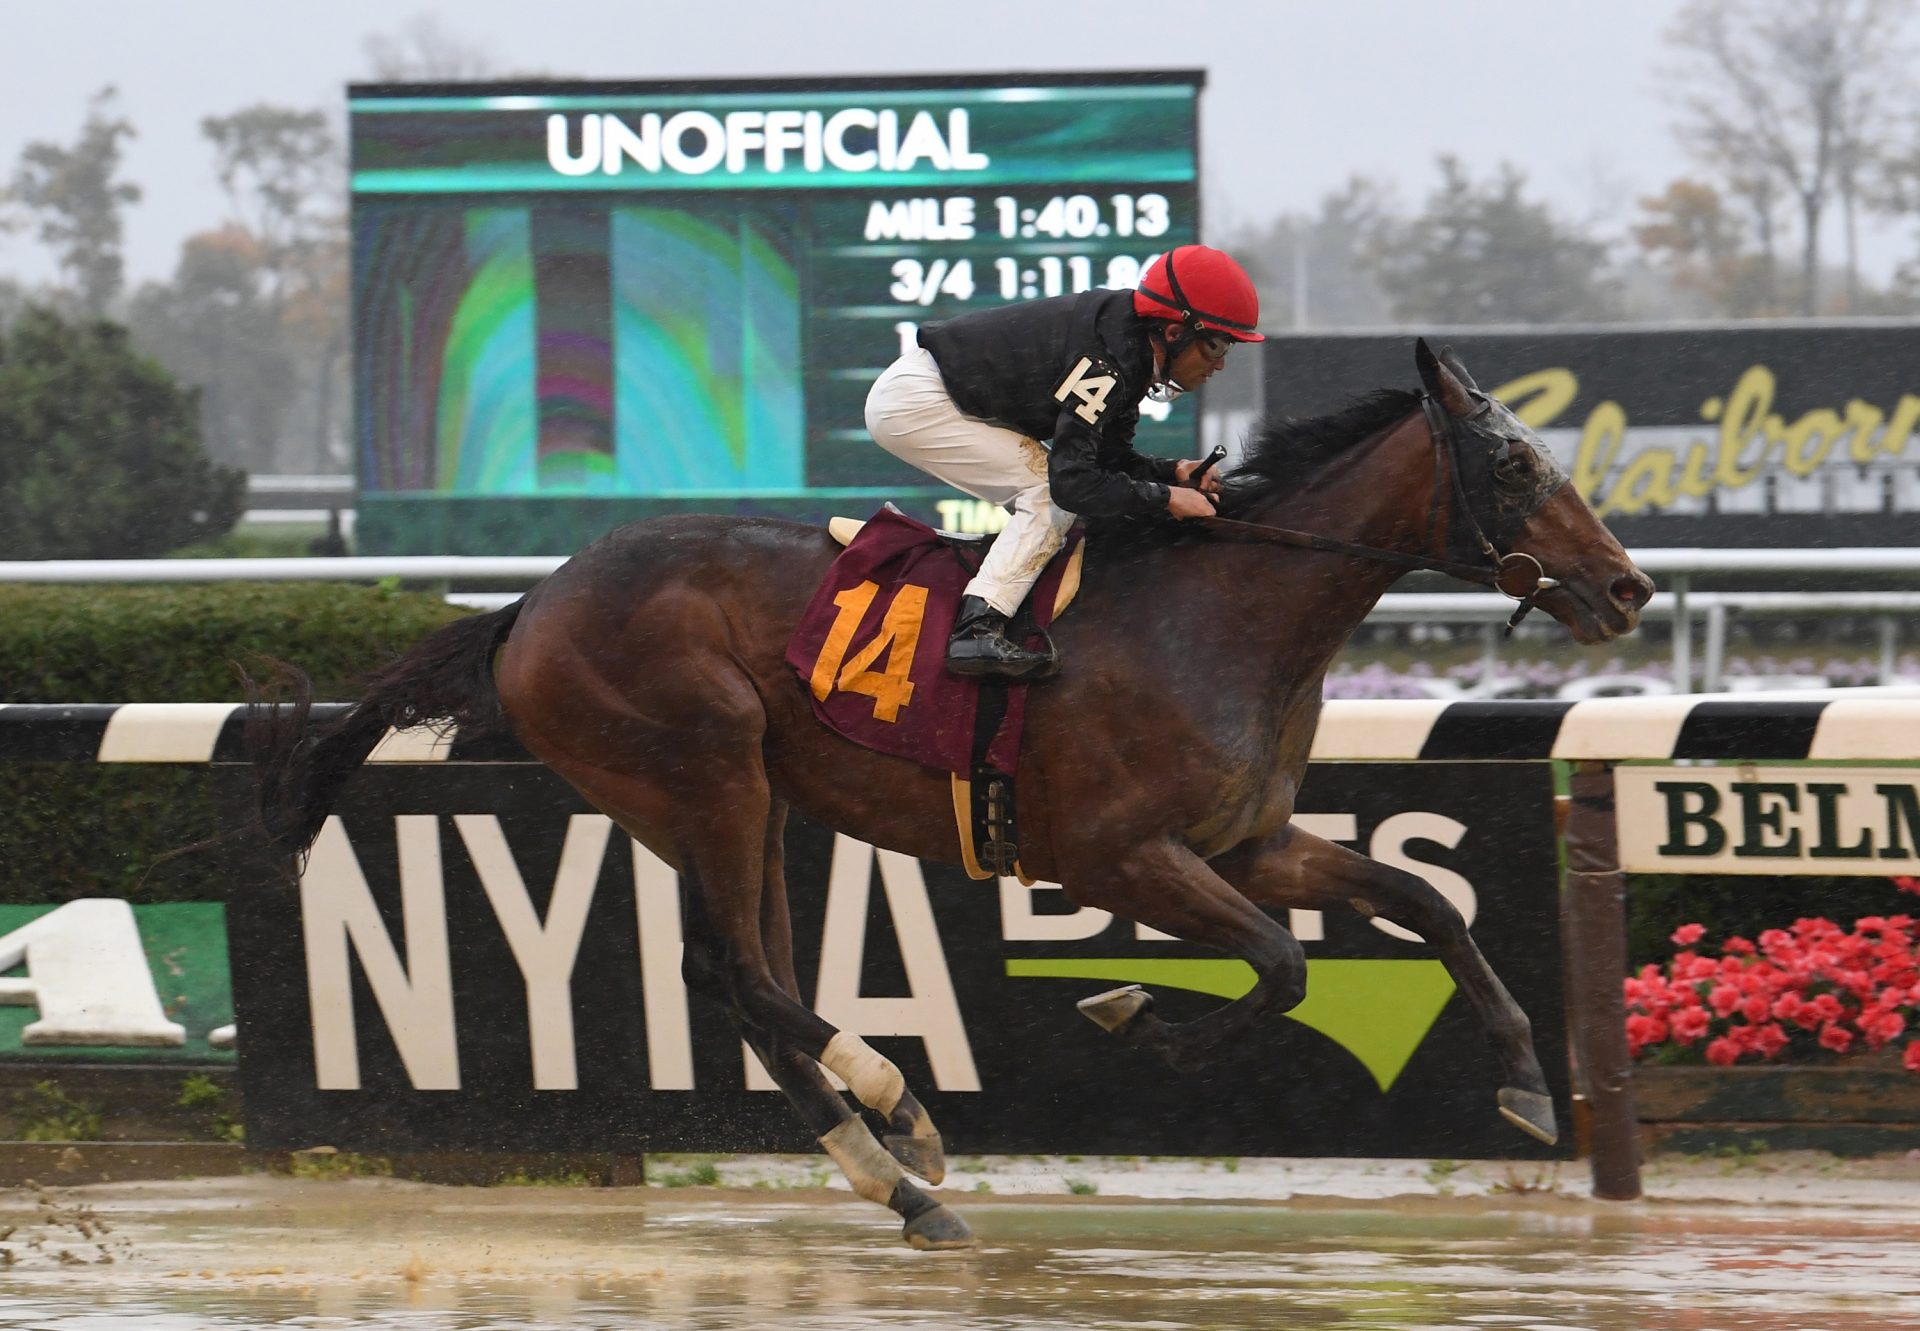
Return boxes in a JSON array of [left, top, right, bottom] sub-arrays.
[[1630, 906, 1920, 1071], [1705, 1037, 1741, 1066], [1729, 1023, 1768, 1052], [1671, 1007, 1711, 1043], [1861, 1011, 1906, 1048], [1891, 876, 1920, 898]]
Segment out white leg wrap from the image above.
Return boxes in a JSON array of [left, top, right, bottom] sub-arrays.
[[821, 1032, 905, 1116], [821, 1118, 906, 1206]]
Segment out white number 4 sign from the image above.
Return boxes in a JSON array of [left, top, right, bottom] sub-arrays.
[[1054, 357, 1117, 425]]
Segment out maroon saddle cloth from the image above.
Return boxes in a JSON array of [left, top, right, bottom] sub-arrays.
[[785, 505, 1083, 779]]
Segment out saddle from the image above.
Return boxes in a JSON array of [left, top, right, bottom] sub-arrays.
[[787, 506, 1084, 880]]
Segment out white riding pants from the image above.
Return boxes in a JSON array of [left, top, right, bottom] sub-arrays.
[[864, 345, 1076, 618]]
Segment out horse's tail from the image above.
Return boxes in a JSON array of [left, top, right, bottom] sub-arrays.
[[243, 600, 525, 859]]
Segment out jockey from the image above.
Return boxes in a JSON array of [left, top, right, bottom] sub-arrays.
[[864, 244, 1264, 681]]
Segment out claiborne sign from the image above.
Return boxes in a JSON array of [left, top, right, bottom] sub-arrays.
[[1618, 766, 1920, 875], [1266, 324, 1920, 548], [1501, 363, 1920, 522]]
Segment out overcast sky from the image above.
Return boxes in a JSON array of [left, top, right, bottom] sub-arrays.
[[1, 0, 1905, 288]]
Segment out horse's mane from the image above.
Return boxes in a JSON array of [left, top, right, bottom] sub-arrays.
[[1085, 387, 1422, 551]]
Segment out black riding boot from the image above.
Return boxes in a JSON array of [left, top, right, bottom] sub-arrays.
[[946, 595, 1058, 681]]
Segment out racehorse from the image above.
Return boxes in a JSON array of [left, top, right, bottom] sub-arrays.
[[248, 340, 1652, 1250]]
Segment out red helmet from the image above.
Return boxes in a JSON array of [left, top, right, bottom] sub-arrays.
[[1133, 245, 1265, 343]]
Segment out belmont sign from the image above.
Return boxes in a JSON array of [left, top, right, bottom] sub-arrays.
[[1618, 766, 1920, 874]]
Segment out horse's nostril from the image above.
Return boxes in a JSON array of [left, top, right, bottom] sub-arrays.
[[1612, 573, 1653, 610]]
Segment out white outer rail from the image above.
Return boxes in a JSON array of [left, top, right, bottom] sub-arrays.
[[0, 546, 1917, 584], [0, 557, 564, 583], [3, 545, 1920, 580]]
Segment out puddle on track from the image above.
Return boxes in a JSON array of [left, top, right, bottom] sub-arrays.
[[0, 1177, 1916, 1329]]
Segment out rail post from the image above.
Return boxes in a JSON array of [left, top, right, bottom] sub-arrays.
[[1669, 574, 1691, 692], [1563, 759, 1642, 1200]]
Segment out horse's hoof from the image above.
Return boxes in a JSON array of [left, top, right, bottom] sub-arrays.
[[903, 1203, 974, 1250], [1077, 984, 1153, 1035], [1498, 1087, 1559, 1145], [885, 1131, 946, 1185]]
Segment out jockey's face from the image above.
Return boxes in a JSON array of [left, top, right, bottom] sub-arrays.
[[1164, 324, 1233, 391]]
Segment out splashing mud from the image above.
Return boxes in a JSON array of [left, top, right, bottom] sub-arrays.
[[0, 1159, 1917, 1329]]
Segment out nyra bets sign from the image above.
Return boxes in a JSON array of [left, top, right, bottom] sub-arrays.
[[223, 762, 1567, 1161], [1617, 766, 1920, 875]]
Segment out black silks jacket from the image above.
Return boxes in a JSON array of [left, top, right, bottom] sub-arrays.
[[916, 289, 1178, 517]]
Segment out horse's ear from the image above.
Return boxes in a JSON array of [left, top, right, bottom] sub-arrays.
[[1438, 345, 1480, 392], [1415, 337, 1476, 417]]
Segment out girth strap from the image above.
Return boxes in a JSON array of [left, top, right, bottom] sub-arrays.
[[967, 679, 1020, 878]]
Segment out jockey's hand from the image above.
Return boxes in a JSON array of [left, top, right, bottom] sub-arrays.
[[1166, 485, 1218, 520], [1174, 457, 1223, 494]]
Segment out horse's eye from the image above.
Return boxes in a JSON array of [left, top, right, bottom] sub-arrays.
[[1493, 443, 1534, 482]]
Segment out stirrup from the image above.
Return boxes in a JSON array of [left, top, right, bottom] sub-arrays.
[[945, 630, 1055, 680]]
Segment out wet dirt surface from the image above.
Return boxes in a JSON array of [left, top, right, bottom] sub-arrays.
[[1, 1158, 1918, 1329]]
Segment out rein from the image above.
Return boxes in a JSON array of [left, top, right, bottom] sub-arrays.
[[1197, 394, 1561, 632], [1197, 511, 1507, 585]]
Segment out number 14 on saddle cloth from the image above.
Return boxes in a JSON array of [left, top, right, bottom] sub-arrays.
[[784, 504, 1083, 780]]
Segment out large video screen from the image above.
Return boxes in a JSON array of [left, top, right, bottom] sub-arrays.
[[349, 73, 1203, 554]]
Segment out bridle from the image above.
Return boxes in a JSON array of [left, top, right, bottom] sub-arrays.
[[1198, 394, 1566, 634]]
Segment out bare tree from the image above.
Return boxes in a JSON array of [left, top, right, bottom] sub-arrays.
[[6, 87, 142, 317], [199, 107, 342, 313], [1665, 0, 1915, 315], [362, 14, 498, 81], [1633, 177, 1782, 317]]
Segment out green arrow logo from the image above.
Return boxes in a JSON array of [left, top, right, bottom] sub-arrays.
[[1005, 958, 1455, 1092]]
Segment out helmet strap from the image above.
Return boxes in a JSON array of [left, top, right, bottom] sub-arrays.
[[1142, 250, 1214, 401], [1145, 330, 1187, 403], [1160, 249, 1209, 347]]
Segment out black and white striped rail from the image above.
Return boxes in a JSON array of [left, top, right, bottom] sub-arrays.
[[3, 692, 1916, 764]]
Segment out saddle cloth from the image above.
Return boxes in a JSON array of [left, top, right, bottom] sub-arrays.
[[785, 505, 1082, 779]]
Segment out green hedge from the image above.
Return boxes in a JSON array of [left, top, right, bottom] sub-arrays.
[[0, 582, 469, 702], [1, 583, 473, 904], [1627, 872, 1918, 970]]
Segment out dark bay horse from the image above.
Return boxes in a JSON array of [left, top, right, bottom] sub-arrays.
[[250, 340, 1652, 1249]]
